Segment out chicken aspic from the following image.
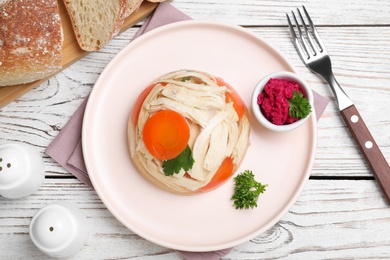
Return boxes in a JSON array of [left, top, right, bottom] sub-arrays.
[[128, 70, 250, 194]]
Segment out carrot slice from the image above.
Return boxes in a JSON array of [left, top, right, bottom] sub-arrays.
[[142, 110, 190, 161], [216, 77, 245, 119], [131, 83, 154, 124], [131, 82, 168, 124], [198, 157, 234, 192]]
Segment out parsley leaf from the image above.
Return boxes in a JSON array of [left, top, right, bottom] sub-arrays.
[[288, 91, 312, 119], [162, 145, 195, 176], [181, 76, 192, 82], [231, 170, 267, 209]]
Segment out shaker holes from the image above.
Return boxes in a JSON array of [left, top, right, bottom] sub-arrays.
[[0, 158, 12, 172]]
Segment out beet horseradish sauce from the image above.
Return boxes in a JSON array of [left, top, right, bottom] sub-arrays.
[[257, 78, 312, 126]]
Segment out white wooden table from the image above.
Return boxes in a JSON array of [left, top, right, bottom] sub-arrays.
[[1, 1, 390, 259]]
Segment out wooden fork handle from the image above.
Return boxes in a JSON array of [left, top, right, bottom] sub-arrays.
[[341, 105, 390, 204]]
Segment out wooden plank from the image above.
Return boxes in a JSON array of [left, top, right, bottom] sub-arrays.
[[171, 0, 390, 26], [1, 179, 390, 259], [0, 1, 157, 109]]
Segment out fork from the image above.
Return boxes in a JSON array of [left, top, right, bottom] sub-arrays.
[[287, 6, 390, 204]]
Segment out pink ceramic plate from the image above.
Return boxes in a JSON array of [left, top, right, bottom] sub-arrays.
[[82, 20, 316, 252]]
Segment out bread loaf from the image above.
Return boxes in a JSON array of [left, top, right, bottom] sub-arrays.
[[63, 0, 128, 51], [124, 0, 143, 18], [0, 0, 63, 87]]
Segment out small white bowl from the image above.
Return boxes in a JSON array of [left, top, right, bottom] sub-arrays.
[[251, 71, 314, 132]]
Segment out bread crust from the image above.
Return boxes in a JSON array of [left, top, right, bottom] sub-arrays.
[[0, 0, 63, 86], [124, 0, 143, 18], [114, 0, 128, 37]]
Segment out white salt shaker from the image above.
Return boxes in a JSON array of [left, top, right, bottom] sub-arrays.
[[0, 143, 45, 199], [29, 201, 90, 258]]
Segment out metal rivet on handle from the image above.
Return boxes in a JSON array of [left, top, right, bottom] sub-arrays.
[[365, 141, 373, 149], [351, 115, 359, 123]]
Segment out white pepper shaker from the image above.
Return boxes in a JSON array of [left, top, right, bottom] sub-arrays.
[[29, 201, 90, 258], [0, 143, 45, 199]]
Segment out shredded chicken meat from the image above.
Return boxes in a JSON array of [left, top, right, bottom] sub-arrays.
[[129, 70, 250, 193]]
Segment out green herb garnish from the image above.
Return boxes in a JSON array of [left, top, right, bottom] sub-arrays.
[[181, 76, 192, 82], [231, 170, 267, 210], [288, 91, 312, 118], [162, 145, 195, 176]]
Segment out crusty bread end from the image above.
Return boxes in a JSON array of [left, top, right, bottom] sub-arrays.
[[0, 0, 63, 86]]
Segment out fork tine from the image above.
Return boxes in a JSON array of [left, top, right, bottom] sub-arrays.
[[297, 8, 317, 55], [286, 12, 309, 60], [287, 6, 328, 60], [302, 6, 326, 53], [291, 10, 312, 59], [286, 13, 297, 39]]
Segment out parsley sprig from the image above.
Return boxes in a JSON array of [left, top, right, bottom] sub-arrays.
[[231, 170, 267, 209], [288, 91, 312, 119], [162, 145, 195, 176]]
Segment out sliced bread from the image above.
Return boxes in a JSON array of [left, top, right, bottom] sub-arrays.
[[0, 0, 63, 86], [63, 0, 127, 51], [124, 0, 143, 18]]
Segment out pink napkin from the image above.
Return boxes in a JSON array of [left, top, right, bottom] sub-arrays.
[[46, 2, 329, 259]]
